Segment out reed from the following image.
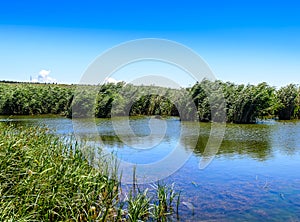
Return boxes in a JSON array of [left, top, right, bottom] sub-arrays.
[[0, 123, 180, 221], [151, 182, 180, 221]]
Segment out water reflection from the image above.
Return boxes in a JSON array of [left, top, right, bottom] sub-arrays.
[[1, 115, 300, 221], [1, 115, 298, 160]]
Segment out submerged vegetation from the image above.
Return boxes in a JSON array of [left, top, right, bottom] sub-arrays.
[[0, 81, 299, 123], [0, 123, 180, 221]]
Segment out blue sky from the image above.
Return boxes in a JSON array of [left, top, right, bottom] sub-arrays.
[[0, 0, 300, 87]]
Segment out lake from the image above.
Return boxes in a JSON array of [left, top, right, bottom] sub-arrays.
[[1, 115, 300, 221]]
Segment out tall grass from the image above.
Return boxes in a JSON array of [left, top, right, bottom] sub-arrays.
[[0, 123, 180, 221]]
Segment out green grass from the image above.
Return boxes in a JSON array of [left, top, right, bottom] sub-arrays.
[[0, 123, 180, 221]]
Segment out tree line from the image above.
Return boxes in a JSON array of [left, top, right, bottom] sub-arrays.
[[0, 81, 299, 123]]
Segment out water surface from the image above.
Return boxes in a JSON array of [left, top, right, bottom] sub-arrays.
[[1, 115, 300, 221]]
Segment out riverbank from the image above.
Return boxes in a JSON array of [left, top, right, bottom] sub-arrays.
[[0, 123, 179, 221]]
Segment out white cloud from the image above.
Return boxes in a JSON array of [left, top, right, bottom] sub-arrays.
[[39, 69, 51, 77], [31, 69, 57, 83], [104, 77, 119, 84]]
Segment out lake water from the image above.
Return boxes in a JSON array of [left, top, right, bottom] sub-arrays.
[[1, 115, 300, 221]]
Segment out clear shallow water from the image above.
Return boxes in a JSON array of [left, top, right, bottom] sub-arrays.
[[1, 115, 300, 221]]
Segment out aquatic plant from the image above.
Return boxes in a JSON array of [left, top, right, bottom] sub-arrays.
[[151, 182, 180, 221]]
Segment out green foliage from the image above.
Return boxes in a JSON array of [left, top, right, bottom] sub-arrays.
[[0, 124, 180, 221], [190, 80, 226, 122], [0, 83, 73, 115], [151, 182, 180, 221], [295, 88, 300, 119], [230, 82, 276, 124], [71, 86, 97, 118], [1, 81, 299, 124], [95, 83, 123, 118], [0, 124, 120, 221], [191, 80, 277, 123], [125, 182, 180, 221], [126, 189, 151, 221], [276, 84, 298, 120]]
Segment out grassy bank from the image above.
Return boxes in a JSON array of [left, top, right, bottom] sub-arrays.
[[0, 124, 179, 221]]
